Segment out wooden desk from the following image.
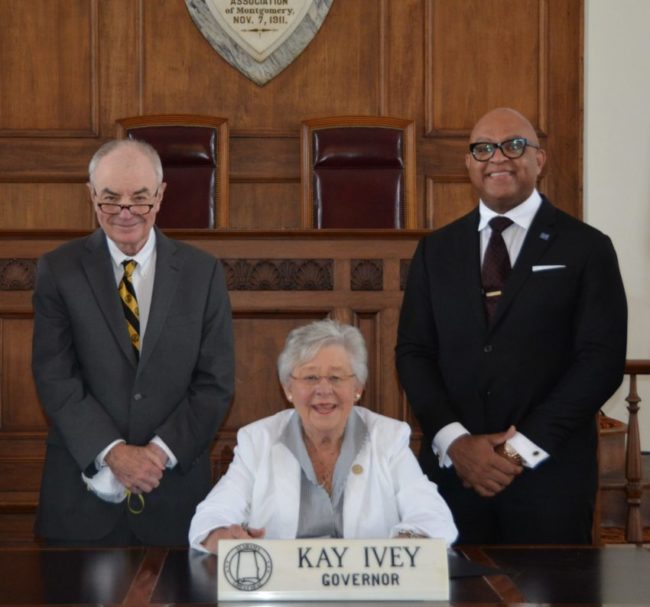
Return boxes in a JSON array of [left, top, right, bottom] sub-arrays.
[[0, 545, 648, 605]]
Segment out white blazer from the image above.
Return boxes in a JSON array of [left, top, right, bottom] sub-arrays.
[[189, 407, 457, 551]]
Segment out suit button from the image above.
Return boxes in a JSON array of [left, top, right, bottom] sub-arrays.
[[483, 345, 493, 353], [133, 393, 143, 401]]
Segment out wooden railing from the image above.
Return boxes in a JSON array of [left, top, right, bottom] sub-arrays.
[[622, 359, 649, 543]]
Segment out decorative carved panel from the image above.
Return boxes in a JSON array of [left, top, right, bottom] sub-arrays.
[[223, 259, 333, 290], [351, 260, 383, 291], [0, 260, 36, 291]]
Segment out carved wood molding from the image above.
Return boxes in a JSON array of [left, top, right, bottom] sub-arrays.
[[350, 259, 382, 291], [0, 259, 36, 291], [0, 257, 411, 292], [222, 259, 333, 291]]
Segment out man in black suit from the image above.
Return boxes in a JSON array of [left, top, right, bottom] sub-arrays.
[[32, 139, 234, 546], [396, 108, 627, 544]]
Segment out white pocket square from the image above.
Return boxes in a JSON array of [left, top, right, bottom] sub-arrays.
[[532, 264, 566, 272]]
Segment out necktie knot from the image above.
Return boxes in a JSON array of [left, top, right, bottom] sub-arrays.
[[122, 259, 137, 279], [489, 216, 513, 234]]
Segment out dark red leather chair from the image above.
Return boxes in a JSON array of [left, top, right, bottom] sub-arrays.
[[300, 116, 416, 228], [116, 115, 229, 229]]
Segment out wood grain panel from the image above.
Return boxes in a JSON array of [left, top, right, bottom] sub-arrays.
[[97, 0, 141, 135], [0, 0, 97, 136], [384, 0, 424, 122], [0, 461, 43, 492], [139, 0, 383, 130], [426, 0, 543, 134], [2, 320, 45, 431], [425, 178, 475, 229], [229, 182, 301, 229], [0, 184, 93, 230], [0, 140, 102, 182], [543, 0, 583, 210], [0, 513, 37, 545], [230, 137, 299, 181]]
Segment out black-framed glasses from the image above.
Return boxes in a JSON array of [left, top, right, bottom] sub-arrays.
[[93, 187, 159, 216], [469, 137, 540, 162], [289, 374, 356, 388]]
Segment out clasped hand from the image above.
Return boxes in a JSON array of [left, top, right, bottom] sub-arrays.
[[448, 425, 523, 497], [105, 443, 168, 494]]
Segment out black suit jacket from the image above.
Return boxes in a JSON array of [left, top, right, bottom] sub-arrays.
[[396, 197, 627, 488], [32, 228, 235, 545]]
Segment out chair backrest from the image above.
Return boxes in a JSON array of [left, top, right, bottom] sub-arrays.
[[116, 114, 229, 229], [300, 116, 416, 228]]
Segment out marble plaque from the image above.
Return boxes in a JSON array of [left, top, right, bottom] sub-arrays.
[[185, 0, 334, 85]]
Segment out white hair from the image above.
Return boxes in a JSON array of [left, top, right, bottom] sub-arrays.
[[277, 320, 368, 386], [88, 139, 163, 185]]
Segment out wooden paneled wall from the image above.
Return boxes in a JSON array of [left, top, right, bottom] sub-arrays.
[[0, 0, 582, 230], [0, 0, 583, 542]]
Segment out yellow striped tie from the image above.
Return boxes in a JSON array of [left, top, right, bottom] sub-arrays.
[[119, 260, 140, 359]]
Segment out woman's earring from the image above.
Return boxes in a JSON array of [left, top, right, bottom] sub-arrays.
[[287, 394, 293, 402], [355, 394, 361, 401]]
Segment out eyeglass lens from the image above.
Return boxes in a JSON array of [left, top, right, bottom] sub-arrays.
[[98, 203, 153, 215], [470, 138, 532, 161]]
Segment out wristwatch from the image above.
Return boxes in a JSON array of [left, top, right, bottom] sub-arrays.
[[496, 442, 524, 465]]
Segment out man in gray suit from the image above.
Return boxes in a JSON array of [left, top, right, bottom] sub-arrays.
[[32, 139, 234, 546]]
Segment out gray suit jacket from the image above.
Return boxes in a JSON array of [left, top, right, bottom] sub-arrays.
[[32, 227, 234, 545]]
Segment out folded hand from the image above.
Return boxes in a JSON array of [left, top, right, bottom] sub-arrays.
[[105, 443, 166, 494], [448, 426, 523, 497]]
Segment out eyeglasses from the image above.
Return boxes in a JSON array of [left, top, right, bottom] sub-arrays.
[[469, 137, 540, 162], [290, 374, 356, 387], [93, 187, 159, 216]]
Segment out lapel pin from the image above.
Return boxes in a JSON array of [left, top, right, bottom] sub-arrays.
[[352, 464, 363, 475], [539, 232, 550, 240]]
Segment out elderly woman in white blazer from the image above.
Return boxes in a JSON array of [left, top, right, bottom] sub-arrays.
[[189, 320, 457, 553]]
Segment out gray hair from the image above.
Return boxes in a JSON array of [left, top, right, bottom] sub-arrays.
[[277, 319, 368, 386], [88, 139, 164, 185]]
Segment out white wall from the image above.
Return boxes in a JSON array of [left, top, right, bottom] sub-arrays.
[[585, 0, 650, 449]]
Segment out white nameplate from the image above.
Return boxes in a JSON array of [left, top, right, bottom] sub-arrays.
[[217, 538, 449, 601]]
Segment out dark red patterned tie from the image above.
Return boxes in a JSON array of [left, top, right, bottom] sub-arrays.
[[481, 217, 513, 322]]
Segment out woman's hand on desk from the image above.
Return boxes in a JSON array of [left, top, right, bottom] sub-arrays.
[[202, 524, 266, 554]]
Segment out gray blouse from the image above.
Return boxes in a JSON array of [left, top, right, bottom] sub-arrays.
[[279, 409, 368, 538]]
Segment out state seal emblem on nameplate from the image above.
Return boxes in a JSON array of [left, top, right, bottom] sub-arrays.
[[185, 0, 334, 85]]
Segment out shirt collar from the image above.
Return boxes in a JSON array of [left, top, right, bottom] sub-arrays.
[[105, 229, 157, 275], [478, 189, 542, 231]]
